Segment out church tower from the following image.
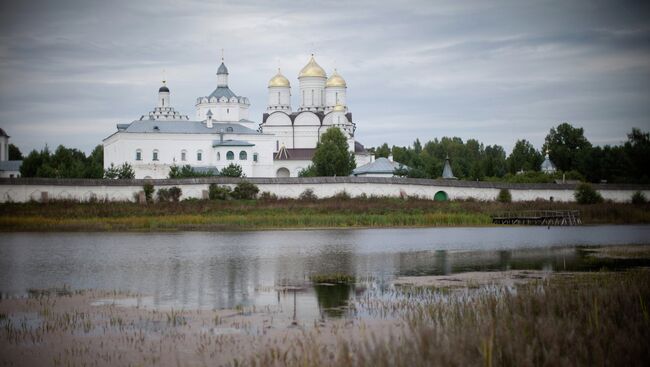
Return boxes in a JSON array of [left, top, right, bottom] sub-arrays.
[[325, 69, 347, 111], [158, 80, 170, 108], [298, 55, 327, 112], [267, 68, 291, 112]]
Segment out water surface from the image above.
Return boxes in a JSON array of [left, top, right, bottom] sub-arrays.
[[1, 225, 648, 319]]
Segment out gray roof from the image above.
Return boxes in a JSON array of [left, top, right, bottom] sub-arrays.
[[208, 86, 238, 99], [0, 128, 8, 137], [116, 120, 262, 135], [217, 62, 228, 75], [352, 158, 407, 175], [212, 139, 255, 147], [0, 160, 22, 171], [442, 156, 456, 179], [541, 154, 556, 172]]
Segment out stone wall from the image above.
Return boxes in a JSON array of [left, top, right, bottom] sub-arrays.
[[1, 177, 648, 203]]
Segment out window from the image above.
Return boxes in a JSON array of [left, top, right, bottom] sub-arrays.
[[278, 91, 281, 105], [197, 150, 203, 161], [226, 151, 234, 160], [253, 153, 258, 162], [227, 108, 230, 114], [239, 151, 247, 160], [226, 127, 234, 132], [217, 152, 221, 161], [181, 150, 187, 161], [302, 90, 305, 105], [335, 92, 339, 104], [152, 150, 159, 161], [311, 89, 314, 105], [276, 140, 279, 151], [136, 150, 142, 161]]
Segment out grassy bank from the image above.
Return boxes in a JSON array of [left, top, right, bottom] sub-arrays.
[[1, 198, 648, 231], [250, 269, 650, 366]]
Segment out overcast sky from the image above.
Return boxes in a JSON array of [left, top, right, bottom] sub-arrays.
[[0, 0, 648, 155]]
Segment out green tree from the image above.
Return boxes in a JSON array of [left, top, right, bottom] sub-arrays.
[[507, 139, 542, 174], [542, 123, 592, 172], [8, 144, 22, 160], [312, 128, 356, 176], [85, 145, 104, 178], [374, 143, 391, 158], [117, 162, 135, 179], [20, 147, 51, 177], [623, 128, 650, 183], [220, 163, 244, 177]]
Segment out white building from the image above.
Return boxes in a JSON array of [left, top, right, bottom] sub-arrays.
[[0, 128, 22, 178], [260, 55, 372, 177], [103, 55, 373, 179]]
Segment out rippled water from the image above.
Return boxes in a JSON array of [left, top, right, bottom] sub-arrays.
[[1, 225, 649, 319]]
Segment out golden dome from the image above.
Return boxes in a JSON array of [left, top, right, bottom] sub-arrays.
[[298, 54, 327, 78], [333, 103, 346, 112], [326, 69, 346, 88], [268, 68, 290, 88]]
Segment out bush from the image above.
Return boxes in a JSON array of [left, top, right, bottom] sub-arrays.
[[497, 188, 512, 203], [168, 187, 182, 202], [208, 184, 231, 200], [332, 190, 351, 200], [143, 183, 154, 203], [156, 188, 170, 202], [631, 191, 647, 205], [299, 188, 318, 201], [574, 183, 603, 204], [231, 181, 259, 200], [259, 191, 278, 201], [220, 164, 244, 178]]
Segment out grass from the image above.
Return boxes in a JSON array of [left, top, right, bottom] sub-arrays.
[[247, 269, 650, 366], [0, 198, 648, 231]]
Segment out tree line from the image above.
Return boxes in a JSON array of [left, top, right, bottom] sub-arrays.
[[372, 123, 649, 184]]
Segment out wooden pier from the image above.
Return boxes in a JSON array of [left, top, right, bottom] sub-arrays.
[[491, 210, 581, 226]]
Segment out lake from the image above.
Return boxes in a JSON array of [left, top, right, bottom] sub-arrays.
[[1, 225, 649, 320]]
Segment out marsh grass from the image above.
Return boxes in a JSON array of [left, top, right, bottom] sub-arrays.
[[1, 199, 647, 231], [246, 270, 650, 366]]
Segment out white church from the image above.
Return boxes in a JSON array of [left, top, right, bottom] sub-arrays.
[[103, 55, 373, 179]]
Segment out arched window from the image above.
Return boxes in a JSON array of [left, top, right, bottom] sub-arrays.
[[239, 151, 247, 160], [181, 150, 187, 161], [253, 153, 258, 162], [135, 149, 142, 161], [335, 92, 339, 104], [302, 90, 305, 105], [277, 91, 281, 105], [217, 152, 221, 161], [226, 151, 234, 160], [311, 89, 314, 105], [227, 108, 230, 114], [226, 127, 234, 132], [152, 150, 159, 161], [197, 150, 203, 161]]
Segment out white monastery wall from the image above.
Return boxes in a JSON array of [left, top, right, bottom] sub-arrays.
[[1, 178, 647, 204]]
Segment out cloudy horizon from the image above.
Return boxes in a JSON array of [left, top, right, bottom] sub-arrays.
[[0, 0, 649, 155]]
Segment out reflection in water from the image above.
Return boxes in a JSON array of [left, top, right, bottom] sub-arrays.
[[0, 226, 649, 319], [313, 284, 354, 318]]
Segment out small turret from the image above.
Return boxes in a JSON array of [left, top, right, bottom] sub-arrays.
[[158, 80, 170, 108], [217, 57, 229, 87]]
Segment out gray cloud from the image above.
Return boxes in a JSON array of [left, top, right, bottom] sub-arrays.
[[0, 0, 648, 154]]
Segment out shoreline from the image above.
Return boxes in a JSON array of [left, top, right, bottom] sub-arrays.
[[1, 199, 648, 232]]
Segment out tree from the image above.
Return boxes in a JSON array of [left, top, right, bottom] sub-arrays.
[[298, 165, 316, 177], [542, 123, 592, 172], [8, 144, 22, 160], [104, 162, 134, 179], [220, 163, 244, 177], [623, 128, 650, 183], [507, 139, 542, 174], [482, 145, 507, 178], [169, 164, 217, 178], [374, 143, 391, 158], [312, 127, 356, 176], [85, 145, 104, 178]]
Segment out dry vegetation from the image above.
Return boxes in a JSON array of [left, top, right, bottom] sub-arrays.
[[1, 269, 649, 366], [1, 198, 648, 231]]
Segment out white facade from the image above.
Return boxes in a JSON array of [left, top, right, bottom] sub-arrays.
[[261, 55, 373, 177], [0, 128, 21, 178], [103, 56, 374, 179]]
